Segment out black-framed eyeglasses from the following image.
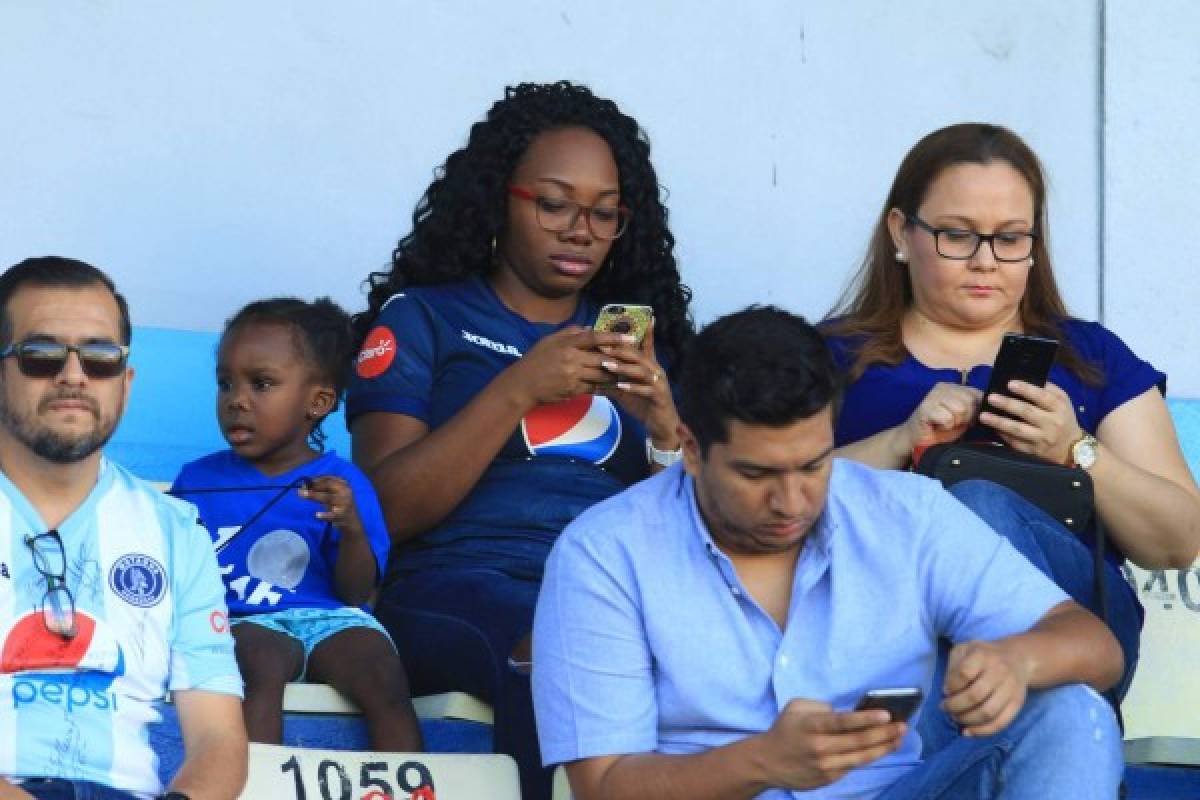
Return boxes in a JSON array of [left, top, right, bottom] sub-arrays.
[[508, 185, 631, 241], [0, 340, 129, 380], [907, 214, 1038, 263], [23, 530, 77, 639]]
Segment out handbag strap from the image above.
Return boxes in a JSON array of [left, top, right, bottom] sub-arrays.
[[1091, 515, 1128, 734]]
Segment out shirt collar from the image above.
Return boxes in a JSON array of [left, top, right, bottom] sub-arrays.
[[676, 463, 836, 566]]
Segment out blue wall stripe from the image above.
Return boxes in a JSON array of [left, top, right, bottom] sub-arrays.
[[106, 327, 1200, 484], [107, 326, 351, 482]]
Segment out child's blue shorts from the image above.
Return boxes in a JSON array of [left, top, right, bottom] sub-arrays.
[[232, 607, 395, 679]]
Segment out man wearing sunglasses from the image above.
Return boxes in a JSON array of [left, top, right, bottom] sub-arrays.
[[0, 257, 247, 800]]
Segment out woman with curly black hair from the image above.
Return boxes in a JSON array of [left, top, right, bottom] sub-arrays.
[[346, 81, 692, 799]]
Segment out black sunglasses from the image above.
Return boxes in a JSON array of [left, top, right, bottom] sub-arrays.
[[23, 530, 77, 639], [0, 340, 129, 380]]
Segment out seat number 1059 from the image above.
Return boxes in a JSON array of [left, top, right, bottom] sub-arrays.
[[280, 754, 437, 800]]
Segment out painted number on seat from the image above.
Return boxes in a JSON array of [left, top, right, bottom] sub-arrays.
[[281, 754, 436, 800]]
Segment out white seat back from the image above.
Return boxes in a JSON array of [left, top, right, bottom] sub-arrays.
[[280, 683, 493, 725], [1121, 557, 1200, 765], [240, 742, 518, 800]]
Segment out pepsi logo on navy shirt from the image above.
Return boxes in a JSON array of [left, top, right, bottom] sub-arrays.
[[346, 277, 648, 487], [522, 394, 622, 464]]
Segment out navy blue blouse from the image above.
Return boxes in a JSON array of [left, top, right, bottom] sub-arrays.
[[825, 318, 1167, 449]]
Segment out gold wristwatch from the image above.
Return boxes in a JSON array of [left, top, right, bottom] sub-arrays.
[[1069, 433, 1099, 470]]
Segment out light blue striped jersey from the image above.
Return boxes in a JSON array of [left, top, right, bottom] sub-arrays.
[[0, 458, 242, 796]]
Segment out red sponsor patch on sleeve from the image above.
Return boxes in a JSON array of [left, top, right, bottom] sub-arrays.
[[356, 326, 398, 379], [209, 610, 229, 634]]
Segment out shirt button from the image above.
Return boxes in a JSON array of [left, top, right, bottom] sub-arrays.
[[778, 654, 789, 668], [730, 587, 741, 597]]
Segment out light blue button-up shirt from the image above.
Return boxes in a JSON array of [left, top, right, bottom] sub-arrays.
[[533, 459, 1068, 799]]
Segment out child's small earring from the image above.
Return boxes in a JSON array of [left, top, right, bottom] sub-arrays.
[[305, 410, 316, 420]]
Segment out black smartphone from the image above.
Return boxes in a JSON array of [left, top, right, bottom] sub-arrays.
[[854, 687, 923, 723], [980, 333, 1059, 419]]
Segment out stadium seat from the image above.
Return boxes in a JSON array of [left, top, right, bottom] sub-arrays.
[[241, 741, 518, 799], [282, 683, 493, 725]]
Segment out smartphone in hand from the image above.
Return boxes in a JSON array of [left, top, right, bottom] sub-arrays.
[[594, 304, 654, 346], [980, 333, 1059, 420], [854, 687, 923, 723]]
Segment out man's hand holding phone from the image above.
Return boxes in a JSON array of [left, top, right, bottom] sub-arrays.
[[754, 698, 907, 791], [854, 687, 923, 722]]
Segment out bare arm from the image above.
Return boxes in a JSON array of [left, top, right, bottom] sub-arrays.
[[834, 425, 916, 469], [985, 384, 1200, 568], [997, 600, 1122, 691], [834, 383, 982, 469], [941, 600, 1122, 737], [565, 702, 904, 800], [0, 779, 34, 800], [168, 689, 249, 800], [352, 369, 532, 542], [1091, 389, 1200, 568], [354, 327, 627, 543], [300, 477, 377, 605]]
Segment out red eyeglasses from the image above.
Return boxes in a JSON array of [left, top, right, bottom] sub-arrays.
[[508, 186, 631, 240]]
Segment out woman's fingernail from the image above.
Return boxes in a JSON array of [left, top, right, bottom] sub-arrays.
[[616, 382, 631, 391], [621, 334, 637, 344], [602, 360, 618, 371]]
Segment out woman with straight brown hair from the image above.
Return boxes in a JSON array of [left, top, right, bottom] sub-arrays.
[[823, 123, 1200, 720]]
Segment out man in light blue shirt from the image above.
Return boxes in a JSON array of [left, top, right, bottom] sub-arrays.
[[533, 307, 1123, 799]]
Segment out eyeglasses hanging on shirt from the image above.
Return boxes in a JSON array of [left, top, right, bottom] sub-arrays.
[[23, 529, 76, 639]]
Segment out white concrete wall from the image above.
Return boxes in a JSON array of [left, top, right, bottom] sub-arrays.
[[0, 1, 1195, 393], [1104, 0, 1200, 397]]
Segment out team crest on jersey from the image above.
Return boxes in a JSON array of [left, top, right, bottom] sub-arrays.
[[108, 554, 166, 608], [522, 394, 621, 464]]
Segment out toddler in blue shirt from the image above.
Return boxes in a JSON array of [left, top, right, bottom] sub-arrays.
[[172, 297, 422, 751]]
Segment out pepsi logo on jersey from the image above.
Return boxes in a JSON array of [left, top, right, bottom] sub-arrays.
[[522, 394, 622, 464], [12, 673, 120, 712], [1, 610, 126, 675]]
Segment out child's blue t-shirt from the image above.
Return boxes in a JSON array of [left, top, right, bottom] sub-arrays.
[[345, 275, 650, 580], [171, 450, 390, 617]]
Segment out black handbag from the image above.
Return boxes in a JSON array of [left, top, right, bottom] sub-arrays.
[[914, 441, 1094, 534]]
